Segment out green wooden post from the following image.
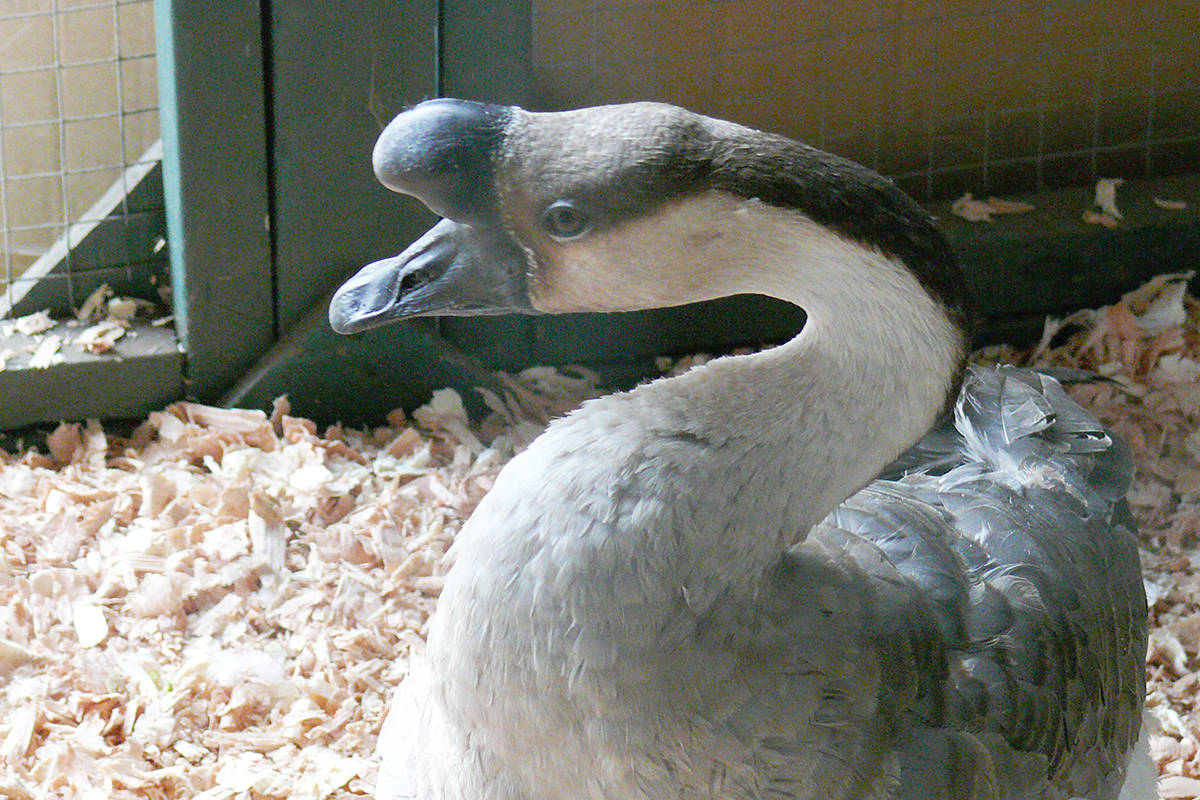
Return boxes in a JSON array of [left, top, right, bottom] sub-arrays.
[[154, 0, 274, 401]]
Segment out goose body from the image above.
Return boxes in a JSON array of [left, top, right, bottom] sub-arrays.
[[329, 100, 1150, 800]]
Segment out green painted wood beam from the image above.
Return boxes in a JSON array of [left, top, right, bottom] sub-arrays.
[[936, 173, 1200, 343], [154, 0, 274, 402]]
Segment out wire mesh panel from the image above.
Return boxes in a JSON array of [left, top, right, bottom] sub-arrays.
[[0, 0, 160, 317], [533, 0, 1200, 201]]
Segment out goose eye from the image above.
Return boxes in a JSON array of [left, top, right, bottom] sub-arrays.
[[541, 201, 590, 241]]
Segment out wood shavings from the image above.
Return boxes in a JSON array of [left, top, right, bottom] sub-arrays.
[[1155, 198, 1189, 211], [71, 602, 109, 648], [2, 273, 1200, 796], [1, 309, 54, 337], [0, 384, 564, 798], [74, 320, 128, 354], [76, 283, 114, 321], [27, 334, 63, 368], [1083, 208, 1121, 229], [1122, 271, 1195, 333], [950, 192, 1035, 222], [0, 639, 44, 674], [107, 297, 140, 321], [1095, 177, 1125, 219]]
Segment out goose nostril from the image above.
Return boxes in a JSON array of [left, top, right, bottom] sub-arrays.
[[397, 261, 446, 296]]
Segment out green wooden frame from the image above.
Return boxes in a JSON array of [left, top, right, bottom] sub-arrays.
[[155, 0, 274, 401]]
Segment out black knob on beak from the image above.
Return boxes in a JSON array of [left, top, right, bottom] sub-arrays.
[[372, 98, 511, 222]]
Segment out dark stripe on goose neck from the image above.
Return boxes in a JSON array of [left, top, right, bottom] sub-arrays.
[[705, 127, 974, 337]]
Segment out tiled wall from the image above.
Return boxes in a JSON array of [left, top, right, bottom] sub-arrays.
[[0, 0, 158, 292], [533, 0, 1200, 200]]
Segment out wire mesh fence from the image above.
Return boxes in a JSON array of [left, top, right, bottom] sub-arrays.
[[0, 0, 159, 318], [533, 0, 1200, 201]]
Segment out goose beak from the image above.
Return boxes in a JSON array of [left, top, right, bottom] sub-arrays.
[[329, 98, 534, 334], [329, 218, 533, 334]]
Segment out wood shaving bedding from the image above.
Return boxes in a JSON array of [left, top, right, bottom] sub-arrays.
[[950, 192, 1036, 222], [2, 278, 1199, 797], [1095, 177, 1126, 219]]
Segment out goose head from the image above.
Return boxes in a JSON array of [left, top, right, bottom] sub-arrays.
[[329, 98, 972, 341]]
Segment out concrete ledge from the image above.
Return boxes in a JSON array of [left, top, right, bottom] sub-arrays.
[[0, 321, 183, 430]]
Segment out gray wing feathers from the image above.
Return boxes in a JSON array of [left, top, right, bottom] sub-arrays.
[[807, 365, 1146, 799]]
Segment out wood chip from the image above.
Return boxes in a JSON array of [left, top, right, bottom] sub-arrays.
[[76, 284, 114, 321], [1095, 177, 1125, 218], [1083, 209, 1121, 229], [74, 320, 127, 354], [27, 334, 62, 368], [1, 309, 54, 336], [950, 192, 1034, 222]]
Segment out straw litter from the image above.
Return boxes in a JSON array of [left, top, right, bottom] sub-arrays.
[[2, 275, 1200, 797]]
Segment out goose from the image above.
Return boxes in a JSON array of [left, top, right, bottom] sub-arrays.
[[328, 98, 1152, 800]]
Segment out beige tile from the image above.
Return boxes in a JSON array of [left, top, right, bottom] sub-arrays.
[[881, 0, 937, 26], [1097, 94, 1149, 147], [934, 13, 991, 69], [926, 62, 993, 116], [827, 0, 881, 35], [824, 78, 882, 133], [655, 54, 716, 112], [930, 113, 986, 168], [590, 59, 657, 104], [988, 56, 1045, 109], [1042, 0, 1115, 53], [1153, 35, 1200, 88], [714, 47, 780, 100], [63, 116, 121, 171], [122, 108, 159, 162], [772, 39, 825, 95], [1042, 100, 1096, 152], [0, 14, 54, 71], [5, 174, 65, 230], [0, 68, 59, 125], [1042, 48, 1099, 101], [119, 54, 157, 109], [716, 0, 827, 52], [59, 61, 119, 119], [117, 0, 155, 59], [822, 30, 882, 83], [6, 225, 59, 266], [989, 108, 1041, 159], [1099, 45, 1154, 97], [1153, 87, 1200, 140], [0, 0, 56, 17], [534, 6, 594, 73], [3, 122, 61, 177], [58, 6, 116, 64], [596, 2, 715, 65], [985, 7, 1044, 64]]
